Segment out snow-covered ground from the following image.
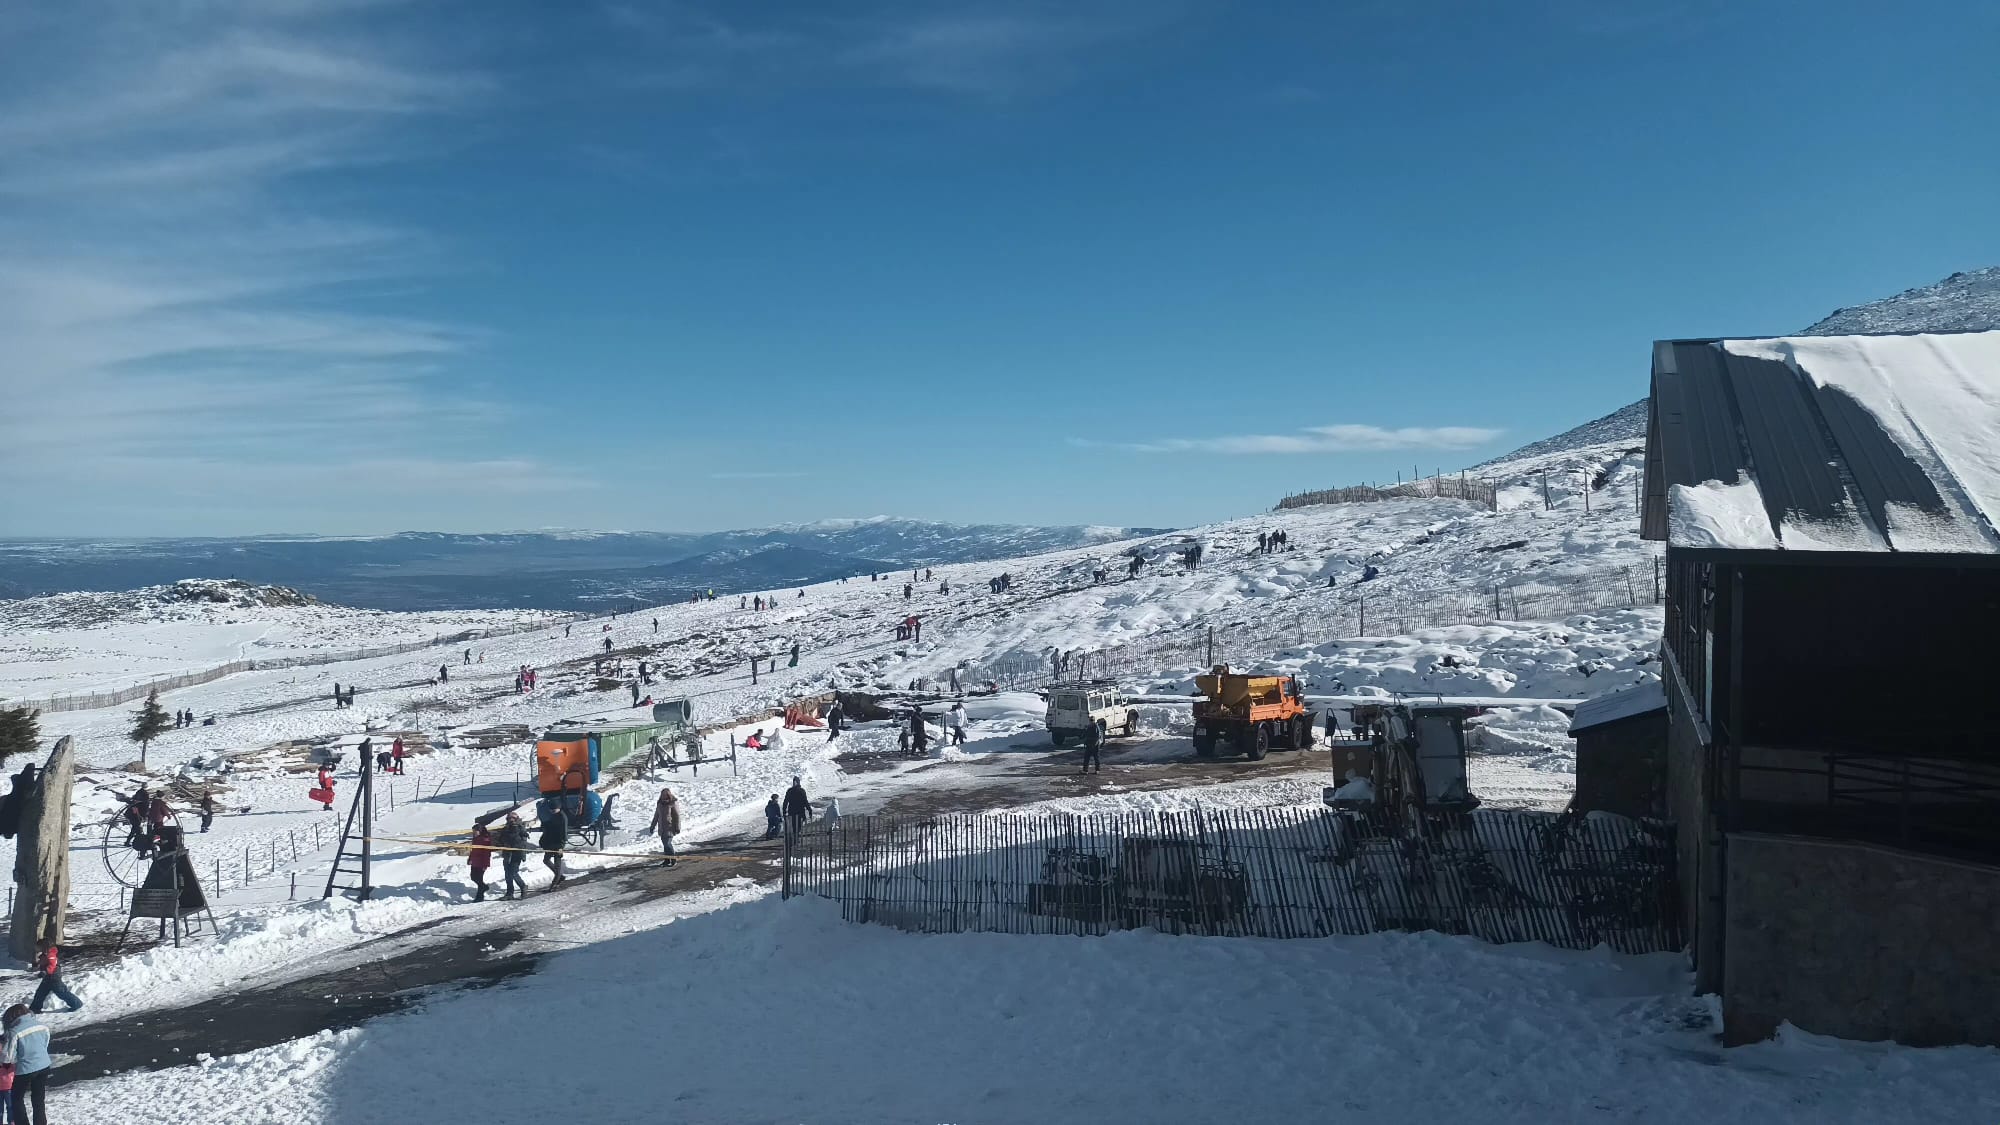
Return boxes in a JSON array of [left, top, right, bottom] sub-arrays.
[[51, 894, 2000, 1125], [1, 579, 564, 698], [45, 452, 2000, 1123]]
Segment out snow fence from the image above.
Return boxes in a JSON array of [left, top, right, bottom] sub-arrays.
[[782, 807, 1682, 954]]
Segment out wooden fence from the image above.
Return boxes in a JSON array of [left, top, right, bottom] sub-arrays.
[[7, 619, 573, 714], [782, 807, 1681, 953], [1278, 475, 1498, 512]]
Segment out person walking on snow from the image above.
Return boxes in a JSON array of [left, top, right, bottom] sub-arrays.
[[439, 663, 450, 683], [539, 805, 569, 888], [947, 701, 967, 746], [315, 766, 336, 811], [27, 942, 80, 1015], [764, 795, 783, 838], [782, 777, 811, 838], [908, 706, 929, 755], [1080, 733, 1103, 775], [467, 823, 494, 902], [198, 790, 216, 833], [3, 1005, 52, 1125], [825, 699, 845, 740], [645, 788, 682, 868], [495, 814, 530, 899], [823, 796, 841, 829], [391, 737, 406, 775]]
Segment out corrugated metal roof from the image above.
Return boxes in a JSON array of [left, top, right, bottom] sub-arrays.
[[1640, 331, 2000, 554]]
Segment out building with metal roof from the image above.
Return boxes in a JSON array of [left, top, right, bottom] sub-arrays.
[[1639, 329, 2000, 1048], [1642, 331, 2000, 554]]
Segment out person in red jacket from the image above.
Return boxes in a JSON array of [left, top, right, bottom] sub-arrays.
[[390, 737, 406, 775], [466, 823, 494, 902], [314, 766, 336, 811], [27, 941, 80, 1014]]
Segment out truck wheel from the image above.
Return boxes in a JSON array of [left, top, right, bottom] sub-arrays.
[[1050, 731, 1067, 748], [1193, 732, 1216, 757], [1245, 723, 1269, 762], [1290, 715, 1312, 749], [1123, 711, 1138, 737]]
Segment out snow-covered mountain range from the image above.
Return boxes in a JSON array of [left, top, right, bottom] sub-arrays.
[[0, 520, 1169, 612]]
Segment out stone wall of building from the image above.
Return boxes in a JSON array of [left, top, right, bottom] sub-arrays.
[[1723, 832, 2000, 1046]]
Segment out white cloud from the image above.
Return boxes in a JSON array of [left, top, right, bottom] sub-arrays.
[[1089, 424, 1505, 455], [599, 2, 1173, 101], [0, 1, 575, 532]]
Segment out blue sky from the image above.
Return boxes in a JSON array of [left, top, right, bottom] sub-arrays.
[[4, 0, 1998, 537]]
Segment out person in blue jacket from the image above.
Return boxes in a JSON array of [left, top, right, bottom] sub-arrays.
[[3, 1004, 53, 1125]]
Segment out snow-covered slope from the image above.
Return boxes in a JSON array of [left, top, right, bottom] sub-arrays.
[[1803, 266, 2000, 336], [0, 582, 561, 698]]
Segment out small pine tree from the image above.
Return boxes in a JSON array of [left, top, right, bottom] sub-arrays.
[[0, 704, 40, 766], [130, 688, 171, 767]]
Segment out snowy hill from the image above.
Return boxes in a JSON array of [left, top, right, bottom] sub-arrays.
[[1461, 266, 2000, 505], [1802, 266, 2000, 335], [0, 582, 561, 699]]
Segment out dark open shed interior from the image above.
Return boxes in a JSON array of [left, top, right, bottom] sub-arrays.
[[1730, 561, 2000, 861]]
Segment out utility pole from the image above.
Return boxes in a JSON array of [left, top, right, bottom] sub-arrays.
[[1541, 471, 1551, 511]]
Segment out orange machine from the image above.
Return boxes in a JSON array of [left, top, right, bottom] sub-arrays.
[[535, 737, 592, 794], [1190, 665, 1315, 761]]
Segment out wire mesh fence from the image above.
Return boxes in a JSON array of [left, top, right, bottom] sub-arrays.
[[960, 564, 1662, 690], [782, 807, 1681, 953]]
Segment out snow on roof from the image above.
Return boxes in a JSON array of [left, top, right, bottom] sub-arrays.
[[1568, 680, 1665, 734], [1645, 330, 2000, 554]]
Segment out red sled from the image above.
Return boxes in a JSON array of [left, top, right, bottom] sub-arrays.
[[308, 787, 334, 805]]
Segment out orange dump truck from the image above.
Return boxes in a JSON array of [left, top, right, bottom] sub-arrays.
[[1191, 665, 1315, 761]]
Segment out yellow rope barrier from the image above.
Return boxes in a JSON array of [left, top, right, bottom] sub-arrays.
[[361, 834, 775, 864]]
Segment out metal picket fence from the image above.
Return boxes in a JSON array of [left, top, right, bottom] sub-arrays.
[[782, 807, 1681, 953]]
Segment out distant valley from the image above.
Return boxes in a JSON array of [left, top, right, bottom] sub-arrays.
[[0, 520, 1169, 612]]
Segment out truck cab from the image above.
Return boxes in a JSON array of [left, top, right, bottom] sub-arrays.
[[1046, 683, 1139, 747]]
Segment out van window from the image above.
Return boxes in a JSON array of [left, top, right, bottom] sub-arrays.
[[1056, 694, 1084, 710]]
